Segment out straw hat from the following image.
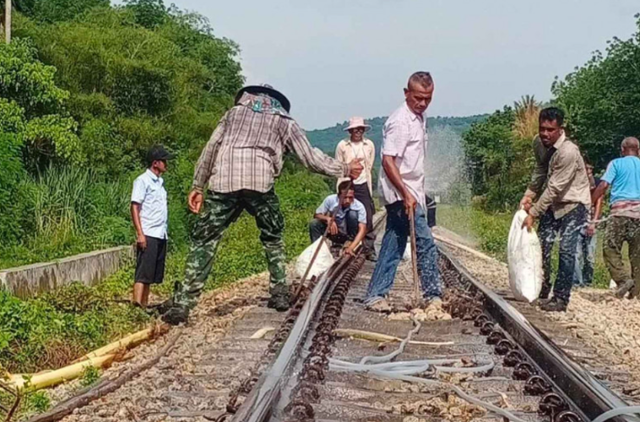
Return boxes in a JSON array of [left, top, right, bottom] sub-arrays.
[[344, 116, 370, 132]]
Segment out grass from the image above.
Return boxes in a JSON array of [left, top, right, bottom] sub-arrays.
[[437, 204, 611, 288], [0, 161, 331, 377], [0, 166, 133, 269]]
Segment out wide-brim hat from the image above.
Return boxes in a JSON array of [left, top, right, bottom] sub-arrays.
[[344, 116, 370, 132], [235, 84, 291, 112]]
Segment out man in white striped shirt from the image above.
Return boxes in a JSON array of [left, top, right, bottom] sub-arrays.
[[364, 72, 443, 314]]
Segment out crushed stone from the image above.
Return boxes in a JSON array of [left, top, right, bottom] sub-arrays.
[[439, 238, 640, 397]]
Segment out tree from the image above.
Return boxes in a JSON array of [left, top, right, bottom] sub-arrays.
[[463, 107, 533, 210], [553, 14, 640, 170], [123, 0, 167, 29], [513, 95, 542, 141], [7, 0, 108, 22], [0, 39, 80, 169], [15, 6, 242, 174]]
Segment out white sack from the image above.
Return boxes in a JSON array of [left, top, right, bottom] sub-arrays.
[[295, 238, 335, 279], [610, 279, 617, 290], [507, 210, 543, 302], [403, 241, 412, 261]]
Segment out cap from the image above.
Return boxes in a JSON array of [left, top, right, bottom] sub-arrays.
[[146, 145, 175, 165]]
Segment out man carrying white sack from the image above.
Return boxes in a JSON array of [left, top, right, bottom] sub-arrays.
[[520, 107, 591, 312]]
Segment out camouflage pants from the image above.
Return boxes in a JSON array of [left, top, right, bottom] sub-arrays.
[[603, 216, 640, 296], [172, 189, 286, 309]]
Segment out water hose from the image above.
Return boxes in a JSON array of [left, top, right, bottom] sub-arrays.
[[328, 318, 530, 422], [591, 406, 640, 422]]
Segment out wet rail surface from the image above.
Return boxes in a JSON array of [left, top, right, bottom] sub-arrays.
[[220, 218, 634, 422]]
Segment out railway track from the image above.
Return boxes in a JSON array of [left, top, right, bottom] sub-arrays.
[[222, 215, 635, 422], [22, 213, 637, 422]]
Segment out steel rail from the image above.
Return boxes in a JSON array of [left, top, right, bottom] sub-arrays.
[[230, 213, 385, 422], [438, 243, 634, 422]]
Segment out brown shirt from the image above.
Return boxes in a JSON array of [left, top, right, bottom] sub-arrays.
[[192, 93, 348, 194], [525, 133, 591, 219]]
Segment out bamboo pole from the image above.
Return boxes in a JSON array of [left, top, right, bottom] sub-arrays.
[[10, 355, 115, 391], [71, 326, 165, 364]]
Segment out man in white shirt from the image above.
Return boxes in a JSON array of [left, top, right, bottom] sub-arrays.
[[130, 145, 174, 309], [364, 72, 442, 313], [310, 179, 368, 257], [335, 117, 377, 260]]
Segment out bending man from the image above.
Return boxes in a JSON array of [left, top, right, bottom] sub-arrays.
[[163, 84, 363, 325], [520, 107, 591, 312], [592, 137, 640, 298], [335, 117, 377, 260]]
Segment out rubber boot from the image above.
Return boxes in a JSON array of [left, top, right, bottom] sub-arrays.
[[161, 304, 190, 325], [540, 297, 568, 312], [268, 284, 291, 312]]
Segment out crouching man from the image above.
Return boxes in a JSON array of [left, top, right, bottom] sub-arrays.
[[309, 179, 367, 257]]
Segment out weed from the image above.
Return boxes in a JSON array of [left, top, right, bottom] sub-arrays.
[[25, 391, 51, 413], [79, 365, 100, 387]]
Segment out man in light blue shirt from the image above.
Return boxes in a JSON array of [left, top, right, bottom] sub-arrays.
[[592, 137, 640, 298], [309, 179, 367, 257], [131, 145, 174, 308]]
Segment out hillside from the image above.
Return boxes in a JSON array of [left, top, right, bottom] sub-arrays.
[[306, 114, 488, 157]]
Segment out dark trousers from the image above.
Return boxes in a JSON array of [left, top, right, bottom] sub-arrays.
[[538, 205, 588, 302], [426, 195, 436, 228], [309, 210, 359, 245], [353, 183, 376, 254]]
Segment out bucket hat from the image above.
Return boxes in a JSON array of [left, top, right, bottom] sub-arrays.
[[344, 116, 370, 132]]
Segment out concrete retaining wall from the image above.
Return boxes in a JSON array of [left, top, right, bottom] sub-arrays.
[[0, 245, 134, 299]]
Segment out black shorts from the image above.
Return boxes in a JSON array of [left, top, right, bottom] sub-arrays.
[[135, 236, 167, 285]]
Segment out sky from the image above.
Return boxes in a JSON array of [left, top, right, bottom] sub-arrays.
[[161, 0, 638, 129]]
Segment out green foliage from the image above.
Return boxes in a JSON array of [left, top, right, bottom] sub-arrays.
[[0, 166, 132, 269], [12, 4, 242, 176], [462, 107, 533, 211], [15, 0, 109, 23], [79, 365, 100, 387], [0, 280, 149, 373], [0, 0, 244, 268], [25, 391, 51, 413], [124, 0, 168, 29], [0, 38, 80, 170], [553, 14, 640, 170]]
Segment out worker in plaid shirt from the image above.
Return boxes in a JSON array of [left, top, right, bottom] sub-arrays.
[[162, 84, 363, 325]]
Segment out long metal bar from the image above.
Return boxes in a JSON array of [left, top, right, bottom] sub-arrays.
[[438, 244, 633, 422], [231, 255, 352, 422], [232, 212, 386, 422], [408, 207, 421, 307]]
